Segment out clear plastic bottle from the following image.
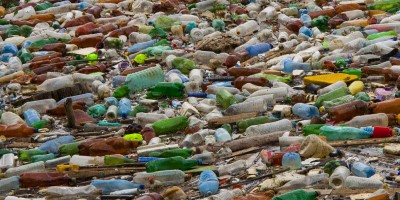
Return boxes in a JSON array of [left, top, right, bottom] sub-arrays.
[[217, 160, 246, 176], [208, 189, 244, 200], [351, 162, 376, 178], [0, 176, 20, 193], [329, 166, 351, 189], [344, 113, 389, 128], [45, 155, 71, 168], [190, 152, 215, 165], [279, 173, 329, 190], [43, 185, 100, 197], [1, 112, 26, 126], [245, 119, 292, 137], [0, 153, 15, 169], [106, 105, 118, 121], [37, 75, 74, 92], [132, 170, 186, 186], [257, 6, 277, 22], [215, 128, 232, 142], [345, 176, 383, 189], [229, 20, 260, 37], [4, 161, 45, 177], [124, 66, 164, 93], [69, 155, 104, 167], [248, 87, 288, 101], [23, 109, 41, 127], [206, 85, 241, 95], [224, 98, 268, 116], [136, 113, 169, 126], [20, 99, 57, 114], [292, 103, 320, 120]]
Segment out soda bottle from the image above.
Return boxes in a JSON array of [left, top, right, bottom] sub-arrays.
[[369, 98, 400, 114], [319, 125, 371, 141], [328, 100, 368, 123], [151, 116, 189, 135], [237, 116, 278, 133], [145, 156, 198, 172], [0, 124, 36, 138], [272, 189, 318, 200], [146, 82, 186, 99], [90, 179, 144, 195], [315, 87, 350, 107]]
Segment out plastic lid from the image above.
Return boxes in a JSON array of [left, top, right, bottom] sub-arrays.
[[121, 113, 127, 119], [138, 184, 145, 190]]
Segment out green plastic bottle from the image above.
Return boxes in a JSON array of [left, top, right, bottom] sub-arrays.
[[104, 155, 135, 166], [314, 87, 350, 107], [130, 104, 149, 117], [342, 68, 361, 78], [145, 156, 198, 172], [367, 30, 397, 40], [0, 19, 9, 25], [30, 37, 58, 49], [31, 153, 55, 163], [149, 28, 168, 39], [354, 92, 370, 102], [303, 124, 327, 136], [98, 121, 122, 127], [368, 0, 400, 13], [237, 116, 279, 133], [212, 19, 225, 31], [113, 85, 129, 98], [319, 125, 371, 141], [322, 95, 354, 110], [216, 89, 237, 109], [87, 104, 107, 118], [32, 120, 49, 129], [6, 25, 21, 38], [272, 189, 318, 200], [146, 82, 185, 99], [149, 149, 193, 159], [154, 15, 176, 31], [34, 2, 53, 11], [311, 16, 329, 32], [152, 116, 189, 135], [18, 149, 47, 162], [221, 124, 232, 134], [0, 150, 13, 159], [58, 143, 80, 156], [18, 48, 32, 64], [20, 25, 33, 38], [172, 57, 196, 74]]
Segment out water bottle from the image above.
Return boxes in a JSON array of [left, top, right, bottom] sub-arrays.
[[329, 166, 350, 189], [0, 176, 20, 193], [38, 136, 75, 154], [299, 26, 313, 37], [318, 81, 347, 95], [248, 87, 288, 101], [344, 113, 389, 128], [127, 39, 158, 53], [56, 93, 95, 106], [0, 153, 15, 169], [351, 162, 376, 178], [124, 66, 164, 93], [345, 176, 383, 189], [245, 119, 292, 137], [245, 43, 273, 57], [300, 14, 312, 27], [23, 109, 41, 127], [42, 185, 100, 196], [279, 173, 329, 190], [320, 126, 371, 141], [190, 152, 215, 165], [112, 76, 127, 88], [217, 160, 246, 176], [292, 103, 320, 119], [190, 129, 215, 146], [281, 152, 302, 170], [198, 170, 219, 197], [224, 98, 269, 116], [20, 99, 57, 114], [215, 128, 232, 142], [283, 58, 311, 73], [229, 20, 259, 37], [257, 6, 277, 22], [132, 170, 186, 186], [70, 155, 104, 167], [0, 112, 26, 126], [91, 179, 145, 195], [136, 113, 168, 126], [190, 0, 216, 11], [104, 97, 118, 107], [45, 155, 71, 168], [118, 98, 131, 119], [4, 161, 45, 177], [2, 44, 18, 55], [206, 85, 241, 95], [106, 105, 118, 121]]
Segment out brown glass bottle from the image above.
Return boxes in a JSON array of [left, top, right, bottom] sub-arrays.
[[78, 137, 139, 156], [369, 98, 400, 114], [232, 76, 269, 89], [20, 172, 71, 188], [62, 15, 92, 28], [308, 9, 336, 19], [0, 124, 35, 138], [228, 68, 261, 77], [328, 100, 368, 123]]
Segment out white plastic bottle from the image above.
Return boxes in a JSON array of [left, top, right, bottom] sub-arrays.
[[136, 113, 168, 126], [19, 99, 57, 114], [229, 20, 259, 37], [1, 112, 26, 126], [106, 105, 118, 121], [344, 113, 389, 128], [43, 185, 100, 196], [224, 98, 269, 116], [217, 160, 247, 176], [69, 155, 104, 167], [5, 161, 45, 177], [345, 176, 383, 189], [37, 75, 74, 92]]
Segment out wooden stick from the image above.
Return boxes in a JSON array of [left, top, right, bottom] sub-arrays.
[[328, 137, 400, 147], [65, 98, 75, 128]]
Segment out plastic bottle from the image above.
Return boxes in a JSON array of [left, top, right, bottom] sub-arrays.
[[272, 189, 318, 200], [145, 156, 198, 172], [117, 98, 131, 119], [345, 176, 383, 189], [1, 112, 26, 126], [224, 98, 269, 116], [328, 100, 368, 123], [292, 103, 319, 119], [104, 154, 135, 166], [283, 58, 311, 73], [0, 153, 15, 169], [282, 152, 302, 170], [146, 82, 185, 99], [20, 99, 57, 114], [4, 161, 45, 177], [319, 125, 372, 141], [23, 109, 41, 127], [151, 116, 189, 135], [344, 113, 389, 128], [237, 116, 278, 133], [91, 179, 145, 195], [20, 172, 71, 188], [38, 136, 75, 154], [369, 98, 400, 114], [351, 162, 376, 178], [216, 89, 238, 109], [215, 128, 232, 142], [56, 93, 95, 107], [189, 152, 215, 165], [245, 43, 273, 57], [124, 66, 164, 94], [0, 176, 20, 193], [230, 20, 260, 37], [279, 173, 329, 190], [149, 149, 192, 158], [42, 185, 100, 197], [315, 87, 350, 107], [127, 39, 158, 53], [245, 119, 292, 137], [45, 156, 71, 168], [31, 153, 55, 163], [69, 155, 104, 167], [257, 6, 277, 22], [217, 160, 246, 176], [329, 166, 351, 189], [132, 170, 186, 186], [79, 138, 138, 156], [0, 124, 36, 138], [136, 113, 168, 126], [198, 170, 219, 197]]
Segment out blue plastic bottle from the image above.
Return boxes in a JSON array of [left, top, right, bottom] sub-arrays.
[[292, 103, 319, 119], [283, 59, 311, 73], [215, 128, 231, 142], [165, 69, 190, 82], [351, 162, 376, 178], [38, 136, 76, 154], [23, 109, 41, 127], [2, 44, 18, 56], [299, 26, 313, 37], [138, 157, 162, 162], [245, 43, 273, 57], [0, 53, 13, 62], [282, 153, 302, 170], [112, 76, 127, 88], [78, 2, 92, 10], [91, 180, 145, 195], [188, 92, 207, 98], [104, 97, 119, 107], [198, 170, 219, 197], [300, 14, 312, 27], [118, 98, 132, 119], [127, 39, 158, 53]]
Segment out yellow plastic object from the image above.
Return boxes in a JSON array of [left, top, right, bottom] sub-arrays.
[[56, 164, 79, 172], [123, 133, 143, 141], [303, 73, 358, 86], [348, 81, 364, 95], [134, 54, 148, 64], [397, 114, 400, 125]]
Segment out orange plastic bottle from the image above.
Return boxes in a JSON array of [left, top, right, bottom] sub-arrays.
[[92, 23, 118, 35], [75, 22, 98, 37], [334, 4, 366, 13], [228, 68, 261, 77], [62, 15, 92, 28], [40, 43, 67, 54], [370, 98, 400, 114], [362, 67, 400, 82], [20, 172, 72, 188], [28, 13, 55, 21], [10, 19, 41, 26], [78, 138, 140, 156], [233, 76, 269, 89], [308, 9, 336, 19], [328, 100, 369, 123], [68, 35, 103, 48], [108, 25, 139, 37], [31, 52, 62, 62], [0, 124, 36, 138], [86, 5, 102, 18]]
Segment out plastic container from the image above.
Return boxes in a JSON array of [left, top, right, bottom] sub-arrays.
[[4, 161, 45, 177], [329, 166, 351, 189], [90, 179, 145, 195], [292, 103, 320, 119], [118, 98, 131, 119], [345, 176, 383, 189], [0, 153, 15, 169], [198, 170, 219, 197], [245, 119, 292, 137], [23, 109, 41, 127], [351, 162, 376, 178], [282, 152, 302, 170], [132, 170, 186, 187]]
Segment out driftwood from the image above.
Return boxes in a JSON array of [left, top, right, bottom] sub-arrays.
[[65, 98, 76, 128], [196, 131, 286, 153], [329, 137, 400, 147]]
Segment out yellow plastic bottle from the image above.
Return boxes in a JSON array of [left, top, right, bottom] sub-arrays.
[[348, 81, 365, 95], [123, 133, 143, 142]]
